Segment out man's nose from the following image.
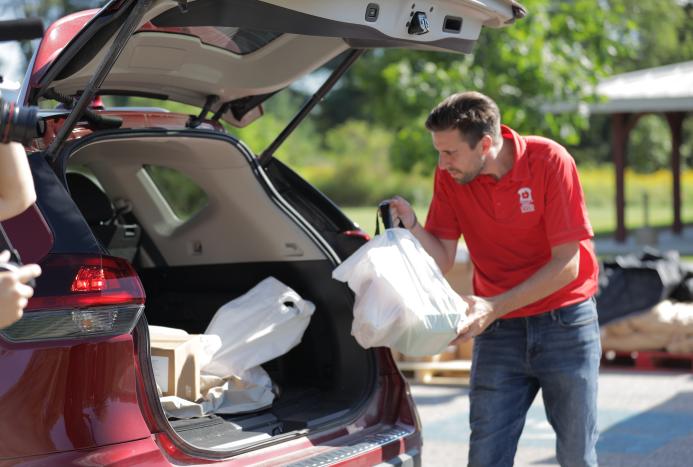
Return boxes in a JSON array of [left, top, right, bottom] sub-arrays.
[[438, 154, 449, 169]]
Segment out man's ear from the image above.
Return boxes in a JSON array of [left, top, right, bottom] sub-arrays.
[[480, 134, 494, 154]]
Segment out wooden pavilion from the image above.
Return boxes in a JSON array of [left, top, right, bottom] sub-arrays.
[[551, 61, 693, 243]]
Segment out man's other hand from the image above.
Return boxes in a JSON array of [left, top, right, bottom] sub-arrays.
[[0, 250, 42, 329], [451, 295, 499, 343]]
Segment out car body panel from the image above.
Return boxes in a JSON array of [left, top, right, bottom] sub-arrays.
[[1, 205, 54, 264], [4, 437, 170, 467], [0, 334, 150, 459], [31, 9, 99, 83]]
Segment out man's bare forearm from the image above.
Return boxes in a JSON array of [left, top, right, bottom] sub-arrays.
[[388, 195, 458, 273], [409, 222, 456, 273]]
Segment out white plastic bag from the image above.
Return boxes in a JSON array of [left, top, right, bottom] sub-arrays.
[[202, 277, 315, 377], [332, 228, 467, 356], [160, 368, 276, 419], [152, 279, 314, 418]]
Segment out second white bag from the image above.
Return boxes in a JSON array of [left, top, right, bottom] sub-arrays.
[[202, 277, 315, 377], [332, 228, 467, 356]]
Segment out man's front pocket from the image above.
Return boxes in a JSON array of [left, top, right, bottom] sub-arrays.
[[556, 300, 598, 328]]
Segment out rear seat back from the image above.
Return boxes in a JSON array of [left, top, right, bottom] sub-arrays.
[[66, 172, 142, 262]]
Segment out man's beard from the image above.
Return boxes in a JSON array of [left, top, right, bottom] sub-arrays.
[[449, 157, 485, 185]]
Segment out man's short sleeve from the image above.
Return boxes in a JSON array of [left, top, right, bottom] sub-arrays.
[[543, 145, 593, 246], [425, 168, 461, 240]]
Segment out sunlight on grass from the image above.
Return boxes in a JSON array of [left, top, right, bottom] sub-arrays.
[[341, 168, 693, 237]]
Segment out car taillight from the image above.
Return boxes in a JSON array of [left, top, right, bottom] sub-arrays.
[[343, 229, 371, 241], [0, 254, 145, 342]]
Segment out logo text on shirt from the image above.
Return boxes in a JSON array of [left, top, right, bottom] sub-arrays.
[[518, 187, 535, 213]]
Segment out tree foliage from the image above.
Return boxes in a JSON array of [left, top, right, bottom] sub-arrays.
[[319, 0, 693, 173]]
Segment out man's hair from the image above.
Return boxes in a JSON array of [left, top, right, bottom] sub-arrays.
[[425, 91, 501, 148]]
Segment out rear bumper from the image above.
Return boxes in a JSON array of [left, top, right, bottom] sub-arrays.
[[374, 448, 421, 467], [6, 427, 421, 466], [269, 424, 422, 467], [6, 423, 421, 466]]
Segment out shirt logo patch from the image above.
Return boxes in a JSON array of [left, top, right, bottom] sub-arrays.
[[518, 187, 535, 213]]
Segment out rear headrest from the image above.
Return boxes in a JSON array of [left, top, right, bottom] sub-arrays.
[[66, 172, 114, 224]]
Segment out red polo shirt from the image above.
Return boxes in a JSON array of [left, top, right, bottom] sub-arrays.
[[425, 125, 598, 319]]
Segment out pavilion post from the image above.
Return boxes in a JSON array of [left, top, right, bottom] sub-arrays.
[[612, 113, 628, 242], [665, 112, 685, 235]]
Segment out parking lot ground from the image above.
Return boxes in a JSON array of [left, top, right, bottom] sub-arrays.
[[410, 368, 693, 466]]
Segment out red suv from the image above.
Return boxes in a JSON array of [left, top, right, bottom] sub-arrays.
[[1, 1, 522, 465]]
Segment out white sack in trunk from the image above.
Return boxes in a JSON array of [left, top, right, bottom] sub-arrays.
[[202, 277, 315, 378], [160, 368, 275, 419], [332, 228, 467, 356]]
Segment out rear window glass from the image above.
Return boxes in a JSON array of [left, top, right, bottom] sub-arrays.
[[138, 24, 282, 55], [143, 165, 208, 220]]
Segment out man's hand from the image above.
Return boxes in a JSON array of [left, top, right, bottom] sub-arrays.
[[387, 196, 418, 230], [452, 295, 500, 343], [385, 195, 457, 273], [0, 250, 42, 329]]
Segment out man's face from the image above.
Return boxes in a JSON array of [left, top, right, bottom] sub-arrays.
[[431, 128, 488, 185]]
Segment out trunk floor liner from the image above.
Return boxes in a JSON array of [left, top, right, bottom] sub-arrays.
[[168, 390, 351, 449]]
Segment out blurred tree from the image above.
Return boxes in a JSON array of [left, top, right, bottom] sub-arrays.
[[19, 0, 101, 23], [317, 0, 693, 172], [628, 116, 673, 173], [616, 1, 693, 70], [322, 1, 639, 136]]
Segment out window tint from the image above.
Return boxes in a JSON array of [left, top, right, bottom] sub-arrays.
[[143, 165, 208, 220]]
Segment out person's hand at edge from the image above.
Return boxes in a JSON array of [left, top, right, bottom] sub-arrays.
[[0, 250, 42, 329]]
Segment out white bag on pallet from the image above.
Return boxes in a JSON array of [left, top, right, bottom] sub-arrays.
[[332, 228, 467, 356]]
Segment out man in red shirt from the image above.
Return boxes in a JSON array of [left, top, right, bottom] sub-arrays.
[[390, 91, 600, 467]]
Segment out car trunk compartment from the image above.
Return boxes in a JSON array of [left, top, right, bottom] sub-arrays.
[[63, 130, 377, 454]]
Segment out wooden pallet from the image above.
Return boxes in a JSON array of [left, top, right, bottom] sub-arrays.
[[602, 349, 693, 372], [396, 359, 472, 385]]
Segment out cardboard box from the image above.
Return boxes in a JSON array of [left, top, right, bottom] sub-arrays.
[[150, 334, 201, 401], [455, 339, 474, 360]]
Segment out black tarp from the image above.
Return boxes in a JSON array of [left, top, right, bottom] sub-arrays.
[[596, 248, 693, 326]]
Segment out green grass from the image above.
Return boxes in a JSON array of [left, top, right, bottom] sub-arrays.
[[580, 166, 693, 235], [342, 206, 430, 235], [341, 167, 693, 237], [343, 204, 693, 238]]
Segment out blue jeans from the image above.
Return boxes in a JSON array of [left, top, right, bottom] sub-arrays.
[[469, 298, 601, 467]]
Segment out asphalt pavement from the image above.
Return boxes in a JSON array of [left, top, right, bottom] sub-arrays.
[[410, 368, 693, 466]]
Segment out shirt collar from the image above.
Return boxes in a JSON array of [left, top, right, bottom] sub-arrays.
[[501, 124, 530, 182]]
